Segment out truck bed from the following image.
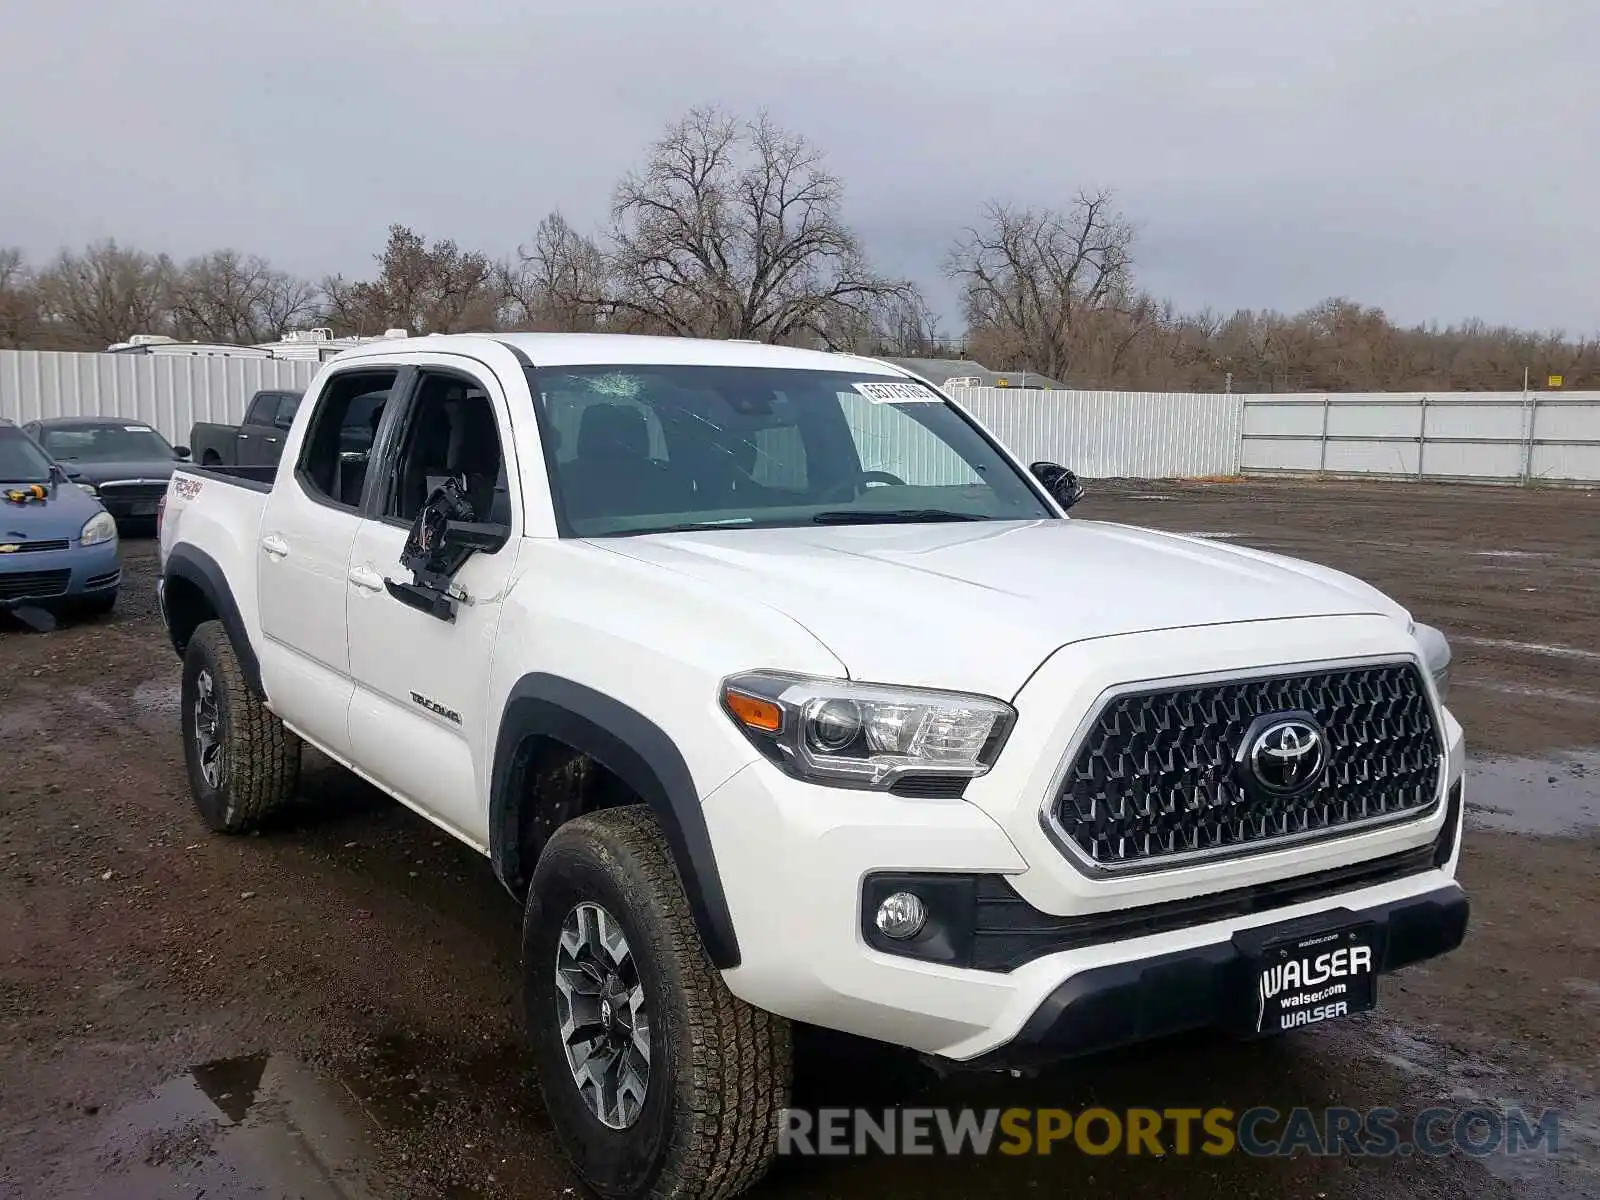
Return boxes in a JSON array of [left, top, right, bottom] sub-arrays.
[[181, 463, 278, 492]]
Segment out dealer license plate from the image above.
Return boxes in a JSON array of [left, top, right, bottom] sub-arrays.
[[1244, 922, 1378, 1035]]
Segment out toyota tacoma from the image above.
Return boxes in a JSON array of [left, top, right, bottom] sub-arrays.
[[155, 333, 1467, 1200]]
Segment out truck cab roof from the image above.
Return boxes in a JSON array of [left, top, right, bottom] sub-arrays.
[[329, 331, 917, 376]]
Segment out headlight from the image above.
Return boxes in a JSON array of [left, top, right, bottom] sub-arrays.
[[76, 482, 98, 496], [80, 511, 118, 547], [719, 670, 1016, 790], [1412, 621, 1452, 704]]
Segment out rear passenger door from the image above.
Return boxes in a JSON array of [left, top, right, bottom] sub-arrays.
[[254, 368, 405, 758]]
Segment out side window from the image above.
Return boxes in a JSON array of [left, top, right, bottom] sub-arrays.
[[384, 371, 509, 528], [834, 391, 983, 486], [244, 393, 278, 426], [273, 393, 301, 429], [296, 370, 398, 511]]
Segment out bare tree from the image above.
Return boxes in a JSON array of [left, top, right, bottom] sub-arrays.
[[597, 106, 916, 346], [167, 250, 320, 344], [945, 191, 1138, 383], [34, 239, 173, 349], [323, 224, 502, 336], [0, 248, 43, 348], [502, 211, 611, 331]]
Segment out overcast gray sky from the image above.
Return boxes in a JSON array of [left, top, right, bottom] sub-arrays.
[[3, 0, 1596, 334]]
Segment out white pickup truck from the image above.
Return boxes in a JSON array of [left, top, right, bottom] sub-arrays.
[[157, 332, 1468, 1199]]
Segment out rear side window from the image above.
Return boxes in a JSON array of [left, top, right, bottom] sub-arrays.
[[296, 371, 398, 511], [274, 393, 302, 428], [244, 393, 279, 426]]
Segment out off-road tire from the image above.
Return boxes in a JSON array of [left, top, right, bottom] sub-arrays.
[[180, 619, 301, 834], [523, 805, 792, 1200]]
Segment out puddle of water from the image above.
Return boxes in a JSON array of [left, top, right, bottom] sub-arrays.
[[1375, 1024, 1600, 1193], [1457, 636, 1600, 663], [0, 705, 49, 737], [132, 679, 180, 717], [1460, 680, 1600, 707], [1467, 751, 1600, 837], [72, 1053, 386, 1199]]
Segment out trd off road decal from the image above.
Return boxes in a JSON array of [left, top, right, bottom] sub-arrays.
[[410, 691, 463, 725]]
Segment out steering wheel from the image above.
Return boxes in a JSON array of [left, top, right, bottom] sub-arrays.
[[818, 470, 907, 503]]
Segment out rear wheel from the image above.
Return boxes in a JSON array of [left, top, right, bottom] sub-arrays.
[[523, 806, 791, 1200], [180, 620, 301, 833]]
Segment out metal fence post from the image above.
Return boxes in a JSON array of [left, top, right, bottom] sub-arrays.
[[1521, 395, 1538, 484], [1417, 394, 1428, 478], [1318, 396, 1331, 473]]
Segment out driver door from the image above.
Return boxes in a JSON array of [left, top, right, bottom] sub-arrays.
[[344, 362, 523, 850]]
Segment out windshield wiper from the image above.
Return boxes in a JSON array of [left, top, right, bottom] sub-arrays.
[[811, 509, 990, 525]]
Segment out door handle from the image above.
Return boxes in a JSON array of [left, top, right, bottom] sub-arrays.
[[238, 433, 250, 440], [265, 436, 279, 443], [261, 535, 289, 559], [348, 565, 384, 591]]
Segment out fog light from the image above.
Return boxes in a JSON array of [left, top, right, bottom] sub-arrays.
[[874, 892, 927, 940]]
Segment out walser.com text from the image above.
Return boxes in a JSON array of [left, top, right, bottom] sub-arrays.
[[779, 1105, 1561, 1160]]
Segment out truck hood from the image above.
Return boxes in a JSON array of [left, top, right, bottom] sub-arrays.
[[0, 478, 104, 542], [590, 518, 1411, 698]]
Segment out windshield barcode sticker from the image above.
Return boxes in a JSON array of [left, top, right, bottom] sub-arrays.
[[852, 381, 940, 404], [125, 425, 153, 432]]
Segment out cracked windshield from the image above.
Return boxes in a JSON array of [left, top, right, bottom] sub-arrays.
[[529, 364, 1054, 535]]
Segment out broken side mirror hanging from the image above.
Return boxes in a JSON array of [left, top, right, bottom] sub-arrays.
[[384, 475, 508, 622], [1030, 461, 1085, 510]]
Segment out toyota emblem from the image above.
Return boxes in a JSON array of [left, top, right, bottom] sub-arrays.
[[1238, 712, 1329, 795]]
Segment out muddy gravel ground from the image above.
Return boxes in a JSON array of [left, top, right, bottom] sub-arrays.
[[1, 478, 1596, 1200]]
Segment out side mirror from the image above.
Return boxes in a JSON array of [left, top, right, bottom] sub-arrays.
[[1030, 461, 1085, 510], [385, 477, 510, 622], [174, 445, 192, 460]]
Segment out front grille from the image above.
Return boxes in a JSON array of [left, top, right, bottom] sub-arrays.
[[0, 539, 69, 553], [1049, 662, 1444, 872], [98, 482, 168, 505], [0, 569, 71, 600]]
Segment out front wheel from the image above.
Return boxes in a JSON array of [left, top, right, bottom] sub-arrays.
[[179, 620, 301, 833], [523, 806, 792, 1200]]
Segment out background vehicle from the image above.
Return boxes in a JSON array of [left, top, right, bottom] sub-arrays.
[[0, 422, 120, 615], [188, 389, 304, 468], [156, 333, 1466, 1200], [21, 417, 190, 525]]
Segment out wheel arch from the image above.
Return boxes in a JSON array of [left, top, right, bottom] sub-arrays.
[[490, 673, 741, 970], [161, 544, 265, 698]]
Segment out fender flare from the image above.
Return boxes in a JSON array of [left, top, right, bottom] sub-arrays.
[[161, 544, 265, 698], [490, 673, 741, 970]]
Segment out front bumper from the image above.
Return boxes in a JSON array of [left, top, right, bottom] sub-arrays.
[[0, 541, 121, 608], [704, 751, 1468, 1064], [960, 882, 1468, 1071]]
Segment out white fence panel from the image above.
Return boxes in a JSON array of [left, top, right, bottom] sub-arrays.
[[0, 350, 320, 445], [951, 387, 1242, 479], [1241, 391, 1600, 485]]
